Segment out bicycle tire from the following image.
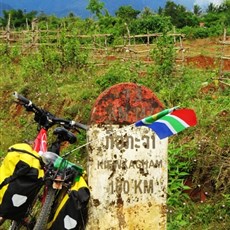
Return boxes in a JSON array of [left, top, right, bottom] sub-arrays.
[[33, 187, 56, 230], [8, 221, 21, 230]]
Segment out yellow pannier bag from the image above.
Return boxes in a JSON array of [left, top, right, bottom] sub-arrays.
[[47, 176, 90, 230], [0, 143, 44, 221]]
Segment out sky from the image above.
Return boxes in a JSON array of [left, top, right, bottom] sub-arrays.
[[173, 0, 225, 10], [194, 0, 225, 7]]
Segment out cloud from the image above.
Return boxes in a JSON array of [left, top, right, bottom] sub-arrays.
[[194, 0, 224, 7]]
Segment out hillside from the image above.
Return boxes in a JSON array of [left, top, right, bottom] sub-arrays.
[[0, 35, 229, 229]]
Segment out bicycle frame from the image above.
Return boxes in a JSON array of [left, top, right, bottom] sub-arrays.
[[33, 127, 74, 203], [33, 128, 49, 205], [33, 128, 48, 153]]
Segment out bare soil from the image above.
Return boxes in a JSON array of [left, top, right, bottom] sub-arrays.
[[185, 55, 230, 71]]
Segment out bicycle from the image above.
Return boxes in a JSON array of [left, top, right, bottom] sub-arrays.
[[0, 92, 89, 230]]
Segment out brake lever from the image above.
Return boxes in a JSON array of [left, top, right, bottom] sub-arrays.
[[14, 100, 35, 112]]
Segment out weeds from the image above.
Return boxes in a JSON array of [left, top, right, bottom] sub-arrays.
[[150, 33, 176, 79], [0, 33, 229, 229]]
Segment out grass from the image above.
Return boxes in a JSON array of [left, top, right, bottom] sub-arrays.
[[0, 37, 229, 229]]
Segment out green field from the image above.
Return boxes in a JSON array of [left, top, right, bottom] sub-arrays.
[[0, 32, 229, 229]]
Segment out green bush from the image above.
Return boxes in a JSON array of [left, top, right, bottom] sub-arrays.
[[130, 15, 173, 35], [95, 62, 139, 91], [150, 33, 176, 79], [180, 25, 224, 39]]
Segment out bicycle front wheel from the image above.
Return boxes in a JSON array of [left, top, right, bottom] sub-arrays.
[[8, 220, 22, 230], [33, 187, 56, 230]]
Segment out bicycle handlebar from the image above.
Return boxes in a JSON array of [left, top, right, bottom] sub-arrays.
[[13, 92, 31, 105], [13, 91, 42, 113], [13, 92, 88, 131], [52, 118, 88, 130]]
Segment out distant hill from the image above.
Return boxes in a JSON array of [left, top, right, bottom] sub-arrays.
[[0, 0, 171, 18]]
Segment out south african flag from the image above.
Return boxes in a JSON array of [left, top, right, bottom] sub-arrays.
[[135, 107, 197, 139]]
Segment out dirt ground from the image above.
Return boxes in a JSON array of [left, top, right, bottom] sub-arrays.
[[102, 38, 230, 71], [183, 37, 230, 71], [185, 55, 230, 71]]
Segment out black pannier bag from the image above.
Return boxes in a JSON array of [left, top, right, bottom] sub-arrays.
[[47, 176, 90, 230], [0, 143, 44, 221]]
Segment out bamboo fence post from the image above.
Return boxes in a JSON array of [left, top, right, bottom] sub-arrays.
[[6, 13, 11, 45]]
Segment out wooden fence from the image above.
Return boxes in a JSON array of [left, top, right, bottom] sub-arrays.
[[0, 27, 186, 60], [219, 28, 230, 76]]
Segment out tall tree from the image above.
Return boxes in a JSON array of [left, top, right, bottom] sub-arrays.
[[1, 9, 37, 28], [193, 4, 202, 16], [206, 3, 217, 13], [115, 6, 140, 22], [139, 7, 155, 18], [163, 1, 197, 28], [158, 7, 163, 15], [86, 0, 105, 18]]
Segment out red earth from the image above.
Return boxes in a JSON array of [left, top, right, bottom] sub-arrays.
[[105, 37, 230, 71], [185, 55, 230, 70]]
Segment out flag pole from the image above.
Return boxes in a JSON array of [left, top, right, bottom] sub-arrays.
[[62, 123, 136, 158], [62, 106, 180, 158]]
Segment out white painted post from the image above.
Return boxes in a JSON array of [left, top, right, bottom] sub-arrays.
[[87, 83, 167, 230]]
